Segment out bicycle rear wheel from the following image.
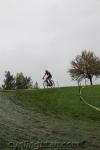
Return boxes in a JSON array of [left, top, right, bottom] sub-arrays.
[[50, 80, 55, 88]]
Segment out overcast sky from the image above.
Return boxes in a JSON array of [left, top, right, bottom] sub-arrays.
[[0, 0, 100, 87]]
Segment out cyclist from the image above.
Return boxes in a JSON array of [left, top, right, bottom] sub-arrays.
[[42, 70, 52, 86]]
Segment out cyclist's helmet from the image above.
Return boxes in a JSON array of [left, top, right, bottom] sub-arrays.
[[45, 70, 48, 73]]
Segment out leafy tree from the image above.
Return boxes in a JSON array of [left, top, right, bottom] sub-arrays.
[[69, 50, 100, 85], [15, 72, 33, 89], [2, 71, 15, 90]]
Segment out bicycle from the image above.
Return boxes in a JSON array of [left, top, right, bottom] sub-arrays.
[[43, 79, 55, 88]]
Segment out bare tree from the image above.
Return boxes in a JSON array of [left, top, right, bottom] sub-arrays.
[[69, 50, 100, 85], [34, 81, 39, 89]]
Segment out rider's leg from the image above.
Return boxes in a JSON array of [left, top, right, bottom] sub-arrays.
[[48, 77, 52, 86], [46, 77, 51, 86], [46, 78, 49, 85]]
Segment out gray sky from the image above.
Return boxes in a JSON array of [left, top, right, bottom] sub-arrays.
[[0, 0, 100, 87]]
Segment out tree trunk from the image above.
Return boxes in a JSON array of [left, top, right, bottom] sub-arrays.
[[89, 75, 93, 85]]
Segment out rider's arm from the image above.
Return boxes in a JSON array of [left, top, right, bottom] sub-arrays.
[[42, 73, 46, 79]]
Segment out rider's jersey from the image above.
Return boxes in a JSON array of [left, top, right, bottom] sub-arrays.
[[45, 71, 52, 78]]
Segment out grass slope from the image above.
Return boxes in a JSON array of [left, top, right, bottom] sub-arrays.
[[0, 85, 100, 150]]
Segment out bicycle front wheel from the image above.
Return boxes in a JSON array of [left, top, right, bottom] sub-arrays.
[[43, 81, 48, 88]]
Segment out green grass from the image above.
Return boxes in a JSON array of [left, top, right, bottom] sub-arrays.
[[0, 85, 100, 150], [13, 86, 100, 121]]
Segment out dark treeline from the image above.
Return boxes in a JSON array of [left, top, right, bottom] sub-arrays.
[[2, 71, 33, 90]]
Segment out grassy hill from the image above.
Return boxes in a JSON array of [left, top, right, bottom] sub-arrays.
[[0, 85, 100, 150]]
